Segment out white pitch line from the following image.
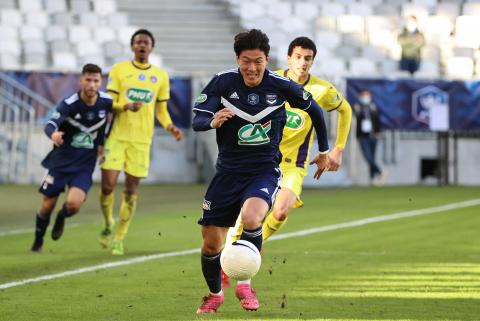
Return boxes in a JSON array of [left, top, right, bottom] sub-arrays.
[[1, 198, 479, 290], [0, 223, 82, 237]]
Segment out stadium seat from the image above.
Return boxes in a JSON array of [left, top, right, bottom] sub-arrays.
[[415, 60, 440, 78], [78, 55, 105, 67], [346, 3, 373, 16], [361, 0, 383, 5], [349, 57, 378, 76], [20, 26, 44, 41], [117, 27, 138, 45], [279, 16, 308, 34], [321, 3, 346, 16], [0, 53, 21, 70], [0, 0, 16, 9], [293, 2, 319, 21], [316, 16, 337, 31], [412, 0, 437, 7], [380, 59, 399, 75], [335, 45, 359, 59], [337, 15, 364, 33], [0, 26, 18, 41], [267, 1, 291, 18], [44, 0, 68, 13], [51, 12, 75, 26], [374, 4, 399, 15], [313, 57, 346, 77], [78, 13, 101, 26], [103, 41, 125, 58], [0, 39, 21, 55], [69, 26, 91, 43], [424, 16, 453, 44], [0, 9, 22, 26], [50, 40, 72, 53], [93, 0, 118, 16], [25, 11, 49, 28], [18, 0, 42, 12], [75, 40, 101, 56], [446, 57, 474, 79], [107, 13, 129, 27], [361, 46, 388, 60], [423, 45, 441, 61], [436, 3, 460, 20], [46, 26, 68, 42], [342, 32, 366, 47], [315, 30, 341, 49], [24, 41, 48, 55], [94, 27, 116, 43], [70, 0, 92, 13], [24, 54, 48, 70], [455, 16, 480, 48], [52, 52, 77, 70]]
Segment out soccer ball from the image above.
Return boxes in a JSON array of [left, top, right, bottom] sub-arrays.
[[220, 240, 261, 281]]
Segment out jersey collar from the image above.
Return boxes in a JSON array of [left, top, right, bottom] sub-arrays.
[[131, 60, 151, 70]]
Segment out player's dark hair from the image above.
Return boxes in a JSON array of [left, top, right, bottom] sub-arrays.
[[234, 29, 270, 57], [130, 29, 155, 47], [288, 37, 317, 59], [82, 63, 102, 75]]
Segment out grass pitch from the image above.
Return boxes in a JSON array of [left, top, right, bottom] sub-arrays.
[[0, 184, 479, 321]]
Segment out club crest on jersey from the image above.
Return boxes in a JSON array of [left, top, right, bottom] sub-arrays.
[[202, 199, 211, 210], [248, 93, 259, 105], [99, 110, 106, 118], [285, 110, 305, 130], [238, 120, 271, 145], [266, 94, 277, 105], [150, 76, 157, 83], [138, 74, 146, 81], [51, 111, 61, 119], [303, 89, 311, 100], [126, 88, 153, 103]]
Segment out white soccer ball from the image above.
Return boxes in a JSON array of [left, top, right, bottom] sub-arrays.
[[221, 240, 261, 281]]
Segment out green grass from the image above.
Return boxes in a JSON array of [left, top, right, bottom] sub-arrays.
[[0, 184, 479, 321]]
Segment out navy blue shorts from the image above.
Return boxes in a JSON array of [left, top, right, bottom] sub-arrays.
[[38, 168, 93, 198], [198, 167, 281, 227]]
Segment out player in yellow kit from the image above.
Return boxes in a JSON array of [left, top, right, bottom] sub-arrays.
[[98, 29, 183, 255], [226, 36, 352, 259]]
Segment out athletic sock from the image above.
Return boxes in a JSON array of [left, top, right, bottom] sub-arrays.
[[114, 193, 137, 242], [262, 213, 287, 241], [201, 252, 222, 293], [34, 212, 50, 240], [100, 192, 115, 226], [241, 226, 263, 252]]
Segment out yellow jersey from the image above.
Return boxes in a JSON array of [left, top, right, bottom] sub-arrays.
[[277, 69, 344, 172], [107, 60, 170, 144]]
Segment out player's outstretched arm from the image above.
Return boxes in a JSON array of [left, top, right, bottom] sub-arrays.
[[192, 108, 234, 131]]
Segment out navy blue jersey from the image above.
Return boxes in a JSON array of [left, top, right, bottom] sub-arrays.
[[192, 68, 328, 173], [41, 91, 113, 173]]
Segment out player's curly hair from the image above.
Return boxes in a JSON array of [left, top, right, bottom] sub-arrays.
[[288, 37, 317, 59], [234, 29, 270, 57], [130, 29, 155, 47]]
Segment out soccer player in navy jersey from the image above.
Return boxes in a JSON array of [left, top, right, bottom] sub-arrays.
[[31, 64, 112, 252], [192, 29, 330, 313]]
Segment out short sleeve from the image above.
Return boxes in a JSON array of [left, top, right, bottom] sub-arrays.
[[156, 69, 170, 102], [106, 65, 120, 94], [193, 75, 222, 115], [318, 85, 344, 112], [284, 80, 312, 111]]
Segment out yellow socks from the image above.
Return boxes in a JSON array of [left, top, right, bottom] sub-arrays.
[[114, 193, 137, 242], [262, 214, 287, 241], [100, 192, 114, 227]]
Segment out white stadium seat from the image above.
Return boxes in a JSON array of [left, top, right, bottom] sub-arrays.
[[436, 3, 460, 20], [69, 26, 91, 42], [349, 57, 377, 76], [46, 26, 68, 42], [424, 16, 453, 44], [103, 41, 125, 58], [24, 54, 48, 70], [93, 0, 118, 16], [25, 11, 49, 28], [52, 12, 75, 26], [44, 0, 68, 13], [446, 57, 474, 79], [107, 13, 129, 27], [76, 40, 101, 57], [50, 40, 72, 53], [321, 3, 346, 16], [0, 9, 22, 26], [78, 13, 101, 26], [293, 2, 319, 21], [18, 0, 42, 12], [117, 27, 138, 46], [412, 0, 437, 7], [70, 0, 92, 12], [315, 31, 341, 49], [347, 3, 373, 16], [0, 39, 21, 55], [94, 27, 116, 43], [23, 41, 48, 55], [316, 16, 337, 31], [462, 3, 480, 16], [455, 16, 480, 48], [20, 26, 44, 41], [0, 53, 21, 70], [337, 15, 364, 33], [0, 26, 18, 40], [52, 52, 77, 71]]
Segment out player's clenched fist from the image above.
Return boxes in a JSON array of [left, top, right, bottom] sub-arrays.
[[211, 108, 235, 128]]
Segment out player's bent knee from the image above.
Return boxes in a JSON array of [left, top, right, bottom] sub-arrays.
[[202, 242, 222, 256], [65, 201, 81, 214], [272, 206, 289, 221]]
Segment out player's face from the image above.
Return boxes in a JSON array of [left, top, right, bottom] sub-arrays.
[[80, 72, 102, 98], [288, 47, 314, 80], [237, 49, 269, 87], [132, 34, 153, 62]]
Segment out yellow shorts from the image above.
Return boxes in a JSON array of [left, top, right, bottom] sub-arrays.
[[101, 137, 151, 178], [280, 166, 306, 208]]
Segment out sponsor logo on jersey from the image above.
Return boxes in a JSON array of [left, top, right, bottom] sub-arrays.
[[195, 94, 207, 104], [86, 112, 95, 121], [138, 74, 146, 81], [229, 92, 239, 99], [238, 120, 271, 145], [266, 94, 277, 105], [303, 89, 311, 100], [248, 93, 259, 105], [150, 75, 157, 83], [52, 111, 61, 119], [71, 132, 95, 149], [285, 110, 305, 130], [126, 88, 154, 103]]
